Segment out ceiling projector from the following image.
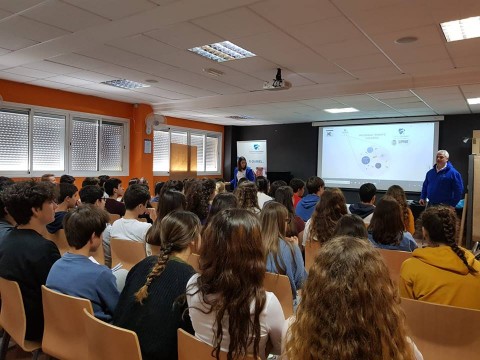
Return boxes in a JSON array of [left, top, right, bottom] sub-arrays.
[[263, 68, 292, 91]]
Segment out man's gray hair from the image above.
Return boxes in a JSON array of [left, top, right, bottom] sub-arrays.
[[437, 149, 449, 159]]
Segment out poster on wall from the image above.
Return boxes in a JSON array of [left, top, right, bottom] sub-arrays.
[[237, 140, 267, 177]]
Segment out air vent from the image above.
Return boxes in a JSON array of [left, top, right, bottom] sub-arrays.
[[227, 115, 254, 120], [101, 79, 150, 89]]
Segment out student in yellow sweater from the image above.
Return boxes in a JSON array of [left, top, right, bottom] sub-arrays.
[[399, 206, 480, 310]]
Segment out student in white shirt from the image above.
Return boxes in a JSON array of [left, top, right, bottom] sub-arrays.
[[187, 209, 284, 360], [110, 184, 153, 243]]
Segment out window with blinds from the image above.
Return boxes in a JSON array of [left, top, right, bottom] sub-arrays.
[[71, 118, 99, 171], [101, 121, 124, 171], [0, 110, 29, 171], [153, 128, 221, 175], [32, 113, 65, 171]]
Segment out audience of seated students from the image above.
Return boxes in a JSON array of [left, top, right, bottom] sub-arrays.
[[289, 178, 305, 209], [104, 178, 126, 216], [79, 185, 113, 267], [82, 176, 100, 187], [59, 174, 75, 184], [109, 184, 152, 242], [150, 181, 164, 203], [0, 180, 60, 341], [187, 209, 284, 360], [185, 179, 215, 225], [267, 180, 287, 199], [146, 190, 186, 256], [349, 182, 376, 223], [234, 181, 261, 214], [303, 189, 348, 246], [332, 214, 368, 239], [40, 173, 56, 184], [204, 192, 237, 226], [296, 176, 325, 222], [256, 176, 272, 209], [367, 196, 418, 252], [114, 211, 201, 360], [0, 176, 15, 240], [400, 206, 480, 310], [274, 186, 305, 238], [386, 185, 415, 235], [283, 236, 423, 360], [46, 183, 79, 234], [261, 201, 307, 302], [46, 205, 119, 322]]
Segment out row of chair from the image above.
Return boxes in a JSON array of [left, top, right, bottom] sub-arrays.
[[2, 275, 479, 360]]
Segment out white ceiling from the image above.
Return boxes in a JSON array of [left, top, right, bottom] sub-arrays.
[[0, 0, 480, 125]]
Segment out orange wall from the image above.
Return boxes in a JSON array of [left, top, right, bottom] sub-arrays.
[[1, 80, 225, 191]]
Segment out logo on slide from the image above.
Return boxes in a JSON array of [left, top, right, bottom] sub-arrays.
[[253, 144, 260, 150], [398, 128, 405, 135]]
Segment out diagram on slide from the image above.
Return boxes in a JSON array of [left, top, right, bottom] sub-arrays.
[[322, 123, 435, 182]]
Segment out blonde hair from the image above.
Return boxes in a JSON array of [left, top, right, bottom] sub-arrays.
[[285, 236, 415, 360]]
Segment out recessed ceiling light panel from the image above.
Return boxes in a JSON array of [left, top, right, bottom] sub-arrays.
[[441, 16, 480, 42], [467, 97, 480, 105], [189, 41, 256, 62], [101, 79, 150, 89], [324, 108, 359, 114]]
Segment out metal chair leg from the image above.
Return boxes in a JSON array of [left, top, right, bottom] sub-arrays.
[[0, 332, 11, 360], [31, 348, 41, 360]]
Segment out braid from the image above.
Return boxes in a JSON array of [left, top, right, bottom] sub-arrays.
[[135, 245, 172, 304], [438, 208, 477, 274]]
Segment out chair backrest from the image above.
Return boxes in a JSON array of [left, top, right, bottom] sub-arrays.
[[177, 329, 257, 360], [304, 240, 321, 272], [110, 238, 146, 271], [187, 253, 200, 273], [44, 229, 70, 255], [263, 272, 293, 319], [91, 241, 105, 265], [83, 308, 142, 360], [378, 249, 412, 284], [401, 298, 480, 360], [41, 285, 93, 360], [108, 213, 121, 225], [0, 277, 41, 352]]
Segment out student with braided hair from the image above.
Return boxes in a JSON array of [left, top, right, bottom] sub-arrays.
[[400, 206, 480, 310], [113, 211, 201, 360]]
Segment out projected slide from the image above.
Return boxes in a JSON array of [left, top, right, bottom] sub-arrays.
[[318, 122, 438, 192]]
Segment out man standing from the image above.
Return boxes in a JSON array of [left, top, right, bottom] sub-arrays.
[[296, 176, 325, 222], [419, 150, 463, 207]]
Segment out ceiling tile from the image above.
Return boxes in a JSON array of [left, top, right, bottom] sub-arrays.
[[144, 22, 222, 50], [192, 7, 277, 40], [0, 0, 44, 13], [0, 31, 37, 50], [22, 1, 109, 32], [46, 75, 95, 86], [3, 66, 55, 78], [63, 0, 157, 20], [26, 79, 72, 89], [107, 34, 178, 60], [0, 16, 69, 42], [24, 60, 81, 74], [250, 0, 341, 27]]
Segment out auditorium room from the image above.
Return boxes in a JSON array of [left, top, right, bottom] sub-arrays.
[[0, 0, 480, 359]]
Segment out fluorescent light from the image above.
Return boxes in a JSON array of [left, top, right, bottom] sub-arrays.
[[467, 97, 480, 105], [189, 41, 256, 62], [101, 79, 150, 89], [324, 108, 359, 114], [441, 16, 480, 42]]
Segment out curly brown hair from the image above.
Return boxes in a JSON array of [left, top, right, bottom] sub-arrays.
[[185, 179, 215, 222], [285, 236, 415, 360], [422, 206, 477, 273], [308, 188, 347, 244], [386, 185, 412, 232], [234, 181, 260, 213]]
